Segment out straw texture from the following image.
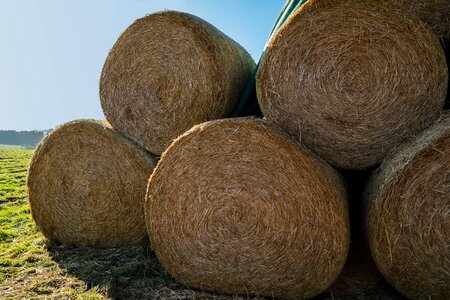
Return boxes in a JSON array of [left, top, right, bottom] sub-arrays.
[[100, 11, 255, 155], [27, 119, 157, 248], [145, 118, 350, 299], [385, 0, 450, 38], [257, 0, 448, 170], [365, 112, 450, 299]]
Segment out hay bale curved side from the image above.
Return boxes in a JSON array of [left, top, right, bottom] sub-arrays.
[[27, 119, 157, 248], [256, 0, 448, 170], [145, 118, 350, 299], [100, 11, 256, 155], [365, 112, 450, 299], [385, 0, 450, 38]]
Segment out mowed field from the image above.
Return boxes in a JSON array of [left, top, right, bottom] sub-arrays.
[[0, 150, 401, 299]]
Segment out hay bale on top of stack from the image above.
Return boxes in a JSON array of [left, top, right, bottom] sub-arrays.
[[27, 120, 157, 247], [146, 118, 350, 299], [27, 11, 255, 248], [256, 0, 448, 170], [100, 10, 256, 156], [365, 112, 450, 300], [384, 0, 450, 38]]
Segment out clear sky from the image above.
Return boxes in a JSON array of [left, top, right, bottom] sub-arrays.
[[0, 0, 284, 130]]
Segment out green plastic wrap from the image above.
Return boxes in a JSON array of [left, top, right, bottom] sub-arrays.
[[231, 0, 308, 117]]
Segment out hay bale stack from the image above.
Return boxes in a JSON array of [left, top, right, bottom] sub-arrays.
[[27, 119, 157, 248], [385, 0, 450, 38], [145, 118, 350, 299], [256, 0, 448, 170], [100, 11, 255, 155], [365, 112, 450, 299]]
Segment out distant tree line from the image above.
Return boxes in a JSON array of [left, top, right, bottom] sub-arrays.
[[0, 130, 50, 148]]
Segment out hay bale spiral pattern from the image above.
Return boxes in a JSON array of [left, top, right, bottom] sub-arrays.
[[257, 0, 448, 170], [145, 118, 349, 299], [365, 112, 450, 299], [27, 119, 157, 247], [100, 11, 255, 155]]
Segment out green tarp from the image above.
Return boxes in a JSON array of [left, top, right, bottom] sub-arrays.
[[231, 0, 308, 117]]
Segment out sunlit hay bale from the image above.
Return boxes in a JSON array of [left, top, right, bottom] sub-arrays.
[[256, 0, 448, 170], [385, 0, 450, 38], [365, 112, 450, 299], [27, 119, 157, 248], [100, 11, 256, 156], [145, 118, 350, 299]]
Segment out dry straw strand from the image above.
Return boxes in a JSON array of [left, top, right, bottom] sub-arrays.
[[365, 112, 450, 300], [100, 11, 255, 155], [27, 119, 157, 248], [256, 0, 448, 170], [145, 118, 350, 299]]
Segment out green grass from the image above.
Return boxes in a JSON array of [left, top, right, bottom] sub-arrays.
[[0, 150, 402, 299]]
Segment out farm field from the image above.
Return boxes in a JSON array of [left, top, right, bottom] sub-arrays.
[[0, 150, 402, 299]]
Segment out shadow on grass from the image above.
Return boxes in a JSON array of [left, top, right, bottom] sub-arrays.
[[46, 239, 260, 299], [46, 238, 194, 299], [46, 237, 406, 300], [45, 239, 321, 300]]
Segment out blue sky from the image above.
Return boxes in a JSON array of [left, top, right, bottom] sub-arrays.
[[0, 0, 284, 130]]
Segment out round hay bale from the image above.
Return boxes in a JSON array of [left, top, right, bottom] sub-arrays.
[[365, 112, 450, 299], [145, 118, 350, 299], [27, 119, 157, 248], [385, 0, 450, 38], [256, 0, 448, 170], [100, 11, 256, 156]]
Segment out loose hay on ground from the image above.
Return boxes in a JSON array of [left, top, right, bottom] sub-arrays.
[[145, 118, 350, 299], [365, 112, 450, 300], [27, 119, 157, 248], [100, 11, 256, 155], [256, 0, 448, 170]]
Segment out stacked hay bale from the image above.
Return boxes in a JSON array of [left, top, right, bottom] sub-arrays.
[[26, 1, 450, 299], [254, 0, 449, 298], [27, 11, 255, 248], [365, 113, 450, 300], [27, 120, 157, 247], [145, 118, 350, 299], [256, 0, 448, 170], [100, 11, 255, 155]]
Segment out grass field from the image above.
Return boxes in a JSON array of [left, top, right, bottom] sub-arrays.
[[0, 150, 403, 299]]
